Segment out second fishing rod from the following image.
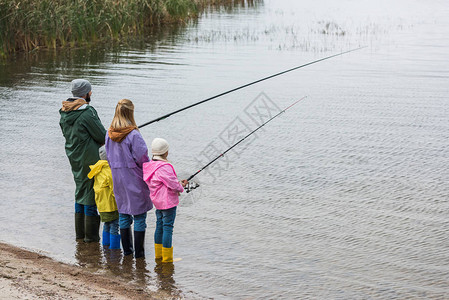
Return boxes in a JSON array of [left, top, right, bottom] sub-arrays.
[[184, 96, 308, 193], [138, 46, 366, 129]]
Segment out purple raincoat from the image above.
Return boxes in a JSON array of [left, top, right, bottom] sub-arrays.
[[105, 130, 152, 215]]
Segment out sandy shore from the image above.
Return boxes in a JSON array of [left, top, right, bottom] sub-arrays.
[[0, 242, 176, 299]]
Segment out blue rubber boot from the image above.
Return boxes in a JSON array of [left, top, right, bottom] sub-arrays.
[[102, 230, 110, 247], [110, 234, 121, 250]]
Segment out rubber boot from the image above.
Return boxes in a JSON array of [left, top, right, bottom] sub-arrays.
[[120, 228, 133, 256], [134, 231, 146, 259], [84, 215, 100, 243], [110, 234, 121, 250], [162, 247, 173, 263], [154, 244, 162, 261], [102, 230, 110, 247], [75, 213, 85, 240]]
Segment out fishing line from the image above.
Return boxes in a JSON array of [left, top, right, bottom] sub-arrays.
[[138, 46, 366, 129], [184, 96, 308, 193]]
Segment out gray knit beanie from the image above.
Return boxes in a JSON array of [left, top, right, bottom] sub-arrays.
[[71, 79, 92, 97], [99, 146, 107, 160]]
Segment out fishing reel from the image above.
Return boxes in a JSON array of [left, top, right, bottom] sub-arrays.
[[185, 181, 200, 193], [179, 178, 202, 206]]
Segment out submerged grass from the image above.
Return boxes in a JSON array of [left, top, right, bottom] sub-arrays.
[[0, 0, 241, 57]]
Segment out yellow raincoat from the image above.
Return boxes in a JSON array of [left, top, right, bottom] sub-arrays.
[[87, 160, 117, 214]]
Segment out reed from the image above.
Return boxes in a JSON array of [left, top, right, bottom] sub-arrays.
[[0, 0, 240, 56]]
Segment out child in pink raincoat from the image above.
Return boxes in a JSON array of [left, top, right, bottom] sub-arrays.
[[143, 138, 188, 263]]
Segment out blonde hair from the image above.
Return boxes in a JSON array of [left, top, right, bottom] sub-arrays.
[[110, 99, 137, 129]]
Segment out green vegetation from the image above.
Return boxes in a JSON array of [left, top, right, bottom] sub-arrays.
[[0, 0, 236, 57]]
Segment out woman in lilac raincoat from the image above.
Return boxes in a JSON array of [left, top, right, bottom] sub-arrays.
[[105, 99, 152, 258]]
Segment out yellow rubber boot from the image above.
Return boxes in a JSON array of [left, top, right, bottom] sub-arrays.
[[155, 244, 162, 260], [162, 247, 173, 263]]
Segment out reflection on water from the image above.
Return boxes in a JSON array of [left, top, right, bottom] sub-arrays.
[[103, 247, 122, 272], [1, 0, 449, 298], [0, 24, 189, 89], [120, 257, 148, 287], [75, 241, 104, 269], [75, 242, 180, 297], [154, 263, 179, 296]]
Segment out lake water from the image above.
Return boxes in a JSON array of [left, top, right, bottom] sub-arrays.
[[1, 0, 448, 298]]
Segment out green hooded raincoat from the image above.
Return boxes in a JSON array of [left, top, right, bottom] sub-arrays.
[[60, 104, 106, 205]]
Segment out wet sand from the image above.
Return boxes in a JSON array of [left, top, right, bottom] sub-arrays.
[[0, 242, 171, 299]]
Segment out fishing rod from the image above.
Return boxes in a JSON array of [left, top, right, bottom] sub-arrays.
[[184, 96, 308, 193], [138, 46, 366, 129]]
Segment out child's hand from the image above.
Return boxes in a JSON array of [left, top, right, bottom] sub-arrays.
[[180, 179, 188, 187]]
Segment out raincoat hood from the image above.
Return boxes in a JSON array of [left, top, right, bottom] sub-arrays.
[[108, 126, 138, 143], [60, 110, 84, 126], [87, 160, 109, 179], [59, 105, 89, 126], [143, 160, 170, 182]]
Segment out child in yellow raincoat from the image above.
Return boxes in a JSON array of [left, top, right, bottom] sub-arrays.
[[87, 146, 120, 249]]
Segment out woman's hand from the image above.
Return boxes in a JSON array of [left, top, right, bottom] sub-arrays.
[[180, 179, 188, 187]]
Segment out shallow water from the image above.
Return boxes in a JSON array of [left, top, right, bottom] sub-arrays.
[[1, 0, 449, 298]]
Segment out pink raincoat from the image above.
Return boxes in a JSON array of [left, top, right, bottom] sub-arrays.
[[142, 160, 184, 210]]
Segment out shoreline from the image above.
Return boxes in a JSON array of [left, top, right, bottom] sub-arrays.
[[0, 241, 174, 299]]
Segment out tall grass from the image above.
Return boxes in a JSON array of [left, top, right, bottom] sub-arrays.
[[0, 0, 239, 56]]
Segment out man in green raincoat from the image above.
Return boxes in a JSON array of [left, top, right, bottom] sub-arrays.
[[59, 79, 106, 242]]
